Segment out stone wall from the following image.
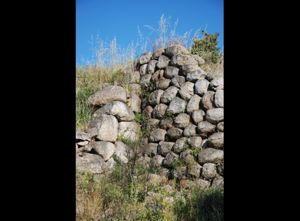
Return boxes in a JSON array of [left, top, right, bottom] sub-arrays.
[[76, 44, 223, 188]]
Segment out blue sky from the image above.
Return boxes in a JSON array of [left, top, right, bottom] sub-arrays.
[[76, 0, 223, 65]]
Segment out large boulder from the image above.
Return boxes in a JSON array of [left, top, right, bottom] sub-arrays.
[[174, 113, 190, 128], [167, 97, 186, 114], [201, 91, 215, 110], [76, 152, 106, 174], [147, 60, 158, 74], [152, 103, 168, 119], [173, 137, 188, 153], [164, 66, 179, 79], [139, 52, 152, 64], [149, 128, 167, 142], [195, 79, 210, 96], [186, 69, 206, 82], [208, 132, 224, 149], [198, 148, 224, 164], [157, 55, 170, 68], [197, 121, 216, 134], [160, 86, 179, 104], [157, 141, 174, 156], [167, 127, 183, 140], [91, 141, 115, 161], [148, 89, 164, 106], [187, 95, 201, 113], [206, 108, 224, 124], [183, 124, 197, 137], [93, 101, 135, 121], [88, 85, 127, 106], [192, 110, 204, 123], [179, 82, 194, 100], [118, 121, 140, 141], [214, 89, 224, 108], [202, 163, 217, 179], [165, 44, 190, 57], [114, 141, 134, 163], [89, 114, 118, 142]]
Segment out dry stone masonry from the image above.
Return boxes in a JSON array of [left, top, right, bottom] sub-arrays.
[[76, 44, 223, 189]]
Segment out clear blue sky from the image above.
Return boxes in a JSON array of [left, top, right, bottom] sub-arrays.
[[76, 0, 223, 65]]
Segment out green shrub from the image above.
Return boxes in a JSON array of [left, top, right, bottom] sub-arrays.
[[191, 31, 221, 64]]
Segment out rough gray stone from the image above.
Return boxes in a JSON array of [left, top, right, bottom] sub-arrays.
[[206, 108, 224, 124], [186, 69, 206, 82], [158, 141, 174, 156], [167, 127, 183, 140], [179, 82, 194, 100], [163, 152, 179, 168], [183, 124, 197, 137], [217, 122, 224, 132], [129, 92, 141, 113], [173, 137, 188, 153], [165, 66, 179, 79], [201, 91, 215, 110], [174, 113, 190, 128], [192, 110, 204, 123], [136, 155, 151, 168], [157, 79, 171, 90], [144, 143, 158, 157], [147, 60, 158, 74], [181, 64, 201, 73], [140, 74, 152, 88], [94, 101, 135, 121], [214, 89, 224, 108], [139, 52, 152, 64], [152, 103, 168, 119], [171, 54, 198, 66], [165, 44, 190, 57], [88, 85, 127, 106], [188, 163, 202, 178], [152, 48, 165, 59], [187, 95, 201, 113], [89, 114, 118, 142], [160, 86, 179, 104], [118, 121, 140, 141], [114, 141, 131, 164], [76, 131, 91, 141], [77, 141, 89, 146], [180, 150, 195, 164], [149, 128, 167, 142], [198, 148, 224, 164], [148, 89, 164, 106], [202, 163, 217, 179], [142, 106, 153, 119], [159, 118, 173, 130], [92, 141, 116, 161], [187, 136, 202, 148], [211, 176, 224, 189], [167, 97, 187, 114], [210, 76, 224, 90], [76, 153, 105, 174], [195, 79, 210, 96], [171, 75, 185, 88], [139, 64, 148, 75], [157, 55, 170, 68], [151, 155, 165, 167], [208, 132, 224, 149], [151, 70, 164, 81], [197, 121, 216, 134], [217, 161, 224, 176]]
